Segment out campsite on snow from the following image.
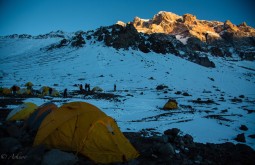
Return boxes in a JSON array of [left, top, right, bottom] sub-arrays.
[[0, 11, 255, 164]]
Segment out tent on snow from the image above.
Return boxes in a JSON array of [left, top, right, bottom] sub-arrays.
[[25, 102, 58, 131], [39, 86, 60, 96], [18, 88, 32, 95], [6, 102, 38, 121], [163, 99, 178, 110], [51, 88, 60, 97], [92, 86, 103, 92], [33, 102, 139, 163], [39, 86, 50, 95], [1, 88, 11, 95], [25, 82, 34, 89]]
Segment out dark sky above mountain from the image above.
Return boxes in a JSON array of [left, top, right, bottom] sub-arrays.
[[0, 0, 254, 35]]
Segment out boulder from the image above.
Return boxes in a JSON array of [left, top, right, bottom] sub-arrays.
[[156, 84, 168, 90], [239, 125, 248, 131], [0, 137, 22, 153], [42, 149, 78, 165], [151, 135, 169, 143], [235, 133, 246, 142], [183, 134, 194, 147], [190, 55, 216, 68], [6, 124, 23, 138], [153, 142, 175, 155], [164, 128, 180, 137]]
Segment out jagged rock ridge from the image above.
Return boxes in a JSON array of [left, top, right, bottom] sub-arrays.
[[133, 11, 255, 42], [2, 11, 255, 67]]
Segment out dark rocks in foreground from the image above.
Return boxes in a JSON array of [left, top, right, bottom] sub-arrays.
[[0, 124, 255, 165], [126, 128, 255, 165]]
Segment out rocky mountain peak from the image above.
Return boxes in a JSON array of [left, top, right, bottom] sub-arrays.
[[182, 14, 197, 24], [116, 21, 126, 27], [239, 22, 247, 27], [90, 11, 255, 66], [131, 11, 255, 43], [152, 11, 182, 24], [224, 20, 239, 31]]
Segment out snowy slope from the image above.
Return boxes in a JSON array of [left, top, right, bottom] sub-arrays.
[[0, 36, 255, 149]]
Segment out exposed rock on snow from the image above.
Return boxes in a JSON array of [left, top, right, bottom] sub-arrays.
[[240, 125, 248, 131], [235, 133, 246, 143]]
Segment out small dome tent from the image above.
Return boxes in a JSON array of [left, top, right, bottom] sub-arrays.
[[25, 82, 34, 87], [6, 102, 38, 121], [39, 86, 50, 95], [33, 102, 139, 163], [92, 86, 103, 92], [2, 88, 11, 95], [163, 99, 178, 110], [18, 88, 32, 95]]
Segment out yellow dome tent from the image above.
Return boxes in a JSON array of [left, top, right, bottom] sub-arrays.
[[40, 86, 50, 96], [6, 102, 38, 121], [33, 102, 139, 164], [2, 88, 11, 95], [25, 102, 58, 131], [92, 86, 103, 92], [17, 88, 32, 95], [163, 99, 178, 110], [25, 82, 34, 87], [51, 88, 60, 97]]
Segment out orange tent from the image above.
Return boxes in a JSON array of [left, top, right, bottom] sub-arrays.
[[26, 102, 58, 131], [34, 102, 139, 163]]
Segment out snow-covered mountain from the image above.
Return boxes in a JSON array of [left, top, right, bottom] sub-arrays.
[[0, 11, 255, 149]]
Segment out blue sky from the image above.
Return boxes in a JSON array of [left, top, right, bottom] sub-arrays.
[[0, 0, 254, 35]]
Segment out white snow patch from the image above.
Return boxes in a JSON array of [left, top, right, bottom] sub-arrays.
[[175, 35, 189, 45]]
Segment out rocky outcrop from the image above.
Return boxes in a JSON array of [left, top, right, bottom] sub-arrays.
[[71, 32, 85, 47], [131, 11, 255, 61], [45, 32, 85, 50], [132, 11, 255, 43], [189, 53, 216, 68], [125, 128, 255, 165], [91, 24, 180, 55], [3, 30, 67, 39]]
